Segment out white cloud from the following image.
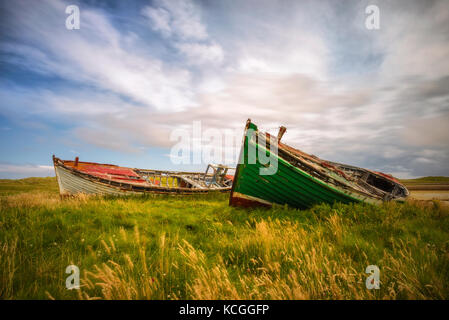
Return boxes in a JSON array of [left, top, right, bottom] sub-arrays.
[[0, 164, 54, 178], [235, 35, 329, 79], [143, 0, 208, 41], [174, 42, 224, 65], [376, 0, 449, 81], [1, 0, 195, 112], [1, 0, 449, 178], [401, 114, 449, 148], [142, 7, 172, 37], [142, 0, 224, 66]]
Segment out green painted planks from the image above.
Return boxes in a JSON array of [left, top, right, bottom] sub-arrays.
[[233, 125, 361, 209]]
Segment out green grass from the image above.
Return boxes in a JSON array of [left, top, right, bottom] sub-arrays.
[[1, 177, 449, 299], [401, 176, 449, 185], [0, 177, 59, 195]]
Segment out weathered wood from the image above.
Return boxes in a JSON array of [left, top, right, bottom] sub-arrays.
[[53, 156, 234, 196], [229, 120, 410, 209]]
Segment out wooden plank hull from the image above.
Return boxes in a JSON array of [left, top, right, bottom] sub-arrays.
[[230, 120, 408, 209], [55, 165, 130, 196], [53, 156, 233, 196]]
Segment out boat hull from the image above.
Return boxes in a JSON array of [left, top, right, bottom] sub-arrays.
[[53, 156, 233, 196], [55, 165, 132, 196], [230, 141, 378, 209], [229, 121, 404, 209]]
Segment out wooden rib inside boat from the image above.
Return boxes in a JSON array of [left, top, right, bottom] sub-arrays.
[[229, 119, 409, 209], [53, 155, 234, 196]]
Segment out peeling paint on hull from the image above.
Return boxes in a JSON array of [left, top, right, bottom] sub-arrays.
[[230, 120, 409, 209], [53, 156, 233, 196], [55, 165, 130, 196]]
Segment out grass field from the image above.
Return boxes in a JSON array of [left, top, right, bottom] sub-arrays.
[[1, 177, 449, 299], [400, 176, 449, 185]]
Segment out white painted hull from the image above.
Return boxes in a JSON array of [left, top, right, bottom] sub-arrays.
[[54, 165, 131, 196], [53, 155, 234, 196]]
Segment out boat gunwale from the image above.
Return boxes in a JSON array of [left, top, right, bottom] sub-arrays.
[[53, 156, 232, 194], [257, 130, 408, 200], [245, 136, 373, 203], [230, 119, 408, 207]]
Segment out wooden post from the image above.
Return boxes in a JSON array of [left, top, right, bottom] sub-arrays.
[[277, 126, 287, 142]]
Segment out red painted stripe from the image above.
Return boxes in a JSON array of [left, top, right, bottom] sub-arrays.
[[77, 164, 147, 184]]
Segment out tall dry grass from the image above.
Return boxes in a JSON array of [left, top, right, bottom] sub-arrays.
[[1, 186, 449, 300], [78, 217, 448, 300]]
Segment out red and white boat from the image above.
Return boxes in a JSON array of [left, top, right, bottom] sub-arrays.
[[53, 155, 233, 196]]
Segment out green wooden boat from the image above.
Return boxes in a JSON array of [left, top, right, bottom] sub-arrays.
[[229, 119, 409, 209]]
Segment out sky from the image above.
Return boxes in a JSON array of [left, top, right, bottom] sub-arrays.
[[0, 0, 448, 179]]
